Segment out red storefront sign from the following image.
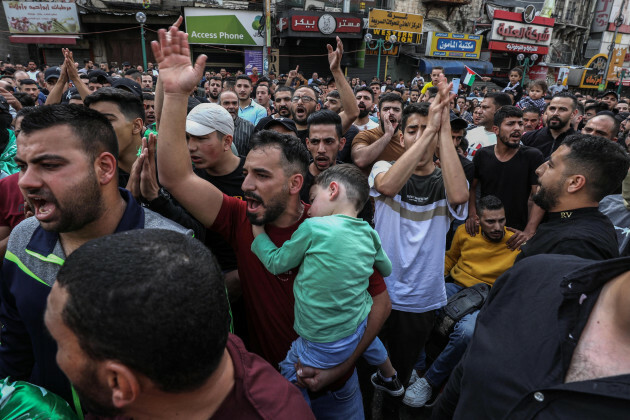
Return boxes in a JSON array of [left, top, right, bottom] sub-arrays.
[[488, 10, 554, 54], [290, 15, 362, 33]]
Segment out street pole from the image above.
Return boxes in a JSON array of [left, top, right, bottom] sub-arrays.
[[365, 34, 396, 80], [136, 12, 147, 71], [602, 0, 626, 89], [517, 53, 539, 86]]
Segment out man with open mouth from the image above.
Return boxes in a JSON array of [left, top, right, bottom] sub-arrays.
[[1, 104, 192, 408]]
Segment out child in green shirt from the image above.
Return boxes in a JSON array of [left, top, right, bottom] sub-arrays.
[[251, 164, 403, 400]]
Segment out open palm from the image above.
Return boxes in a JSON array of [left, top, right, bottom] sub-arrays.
[[151, 27, 207, 95]]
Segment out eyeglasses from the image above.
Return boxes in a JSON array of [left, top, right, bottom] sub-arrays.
[[291, 95, 315, 103]]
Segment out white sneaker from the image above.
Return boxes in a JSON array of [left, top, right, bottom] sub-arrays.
[[408, 369, 420, 386], [402, 377, 432, 407]]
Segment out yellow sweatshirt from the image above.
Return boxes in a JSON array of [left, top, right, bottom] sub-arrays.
[[445, 225, 520, 288]]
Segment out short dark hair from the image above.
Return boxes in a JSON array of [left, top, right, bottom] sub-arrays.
[[378, 92, 404, 109], [275, 85, 294, 96], [314, 163, 369, 211], [401, 102, 430, 131], [509, 67, 523, 77], [20, 104, 118, 161], [255, 84, 269, 95], [307, 109, 342, 139], [493, 105, 523, 126], [56, 229, 229, 393], [209, 76, 222, 83], [355, 86, 374, 101], [432, 66, 444, 72], [19, 78, 37, 86], [426, 87, 439, 98], [528, 79, 548, 93], [235, 75, 252, 85], [326, 90, 340, 99], [585, 102, 608, 114], [13, 92, 35, 108], [142, 92, 155, 101], [522, 106, 541, 116], [552, 91, 578, 111], [84, 86, 145, 123], [478, 195, 504, 215], [486, 92, 512, 109], [249, 130, 310, 177], [561, 133, 630, 200], [295, 85, 319, 98]]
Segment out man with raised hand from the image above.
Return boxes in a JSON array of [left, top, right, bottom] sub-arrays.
[[152, 24, 391, 418]]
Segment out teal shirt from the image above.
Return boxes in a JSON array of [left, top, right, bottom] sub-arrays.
[[251, 215, 392, 343]]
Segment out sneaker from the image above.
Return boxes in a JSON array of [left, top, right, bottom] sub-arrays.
[[371, 372, 405, 397], [408, 369, 420, 386], [402, 377, 432, 407]]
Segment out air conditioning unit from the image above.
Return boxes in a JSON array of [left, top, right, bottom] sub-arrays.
[[305, 0, 325, 11]]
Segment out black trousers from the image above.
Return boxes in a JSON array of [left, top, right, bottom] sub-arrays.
[[379, 308, 436, 386]]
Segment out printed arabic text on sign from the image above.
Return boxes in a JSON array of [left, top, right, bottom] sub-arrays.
[[368, 8, 424, 34], [426, 32, 482, 59]]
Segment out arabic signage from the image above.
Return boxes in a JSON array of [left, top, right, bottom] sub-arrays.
[[591, 0, 614, 33], [579, 53, 608, 88], [184, 8, 264, 46], [425, 32, 482, 59], [277, 11, 364, 38], [607, 47, 627, 81], [244, 48, 263, 76], [3, 0, 79, 34], [290, 15, 362, 34], [527, 65, 548, 81], [368, 9, 423, 34], [488, 10, 554, 55]]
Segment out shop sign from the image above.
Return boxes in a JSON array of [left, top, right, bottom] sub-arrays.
[[607, 47, 627, 81], [269, 48, 280, 75], [425, 32, 482, 59], [290, 15, 362, 33], [368, 8, 423, 34], [579, 53, 608, 88], [369, 29, 421, 44], [244, 48, 263, 75], [184, 8, 264, 46], [3, 0, 79, 34], [527, 65, 548, 81], [488, 10, 554, 54], [591, 0, 615, 33]]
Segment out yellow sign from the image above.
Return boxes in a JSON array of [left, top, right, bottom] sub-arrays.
[[370, 29, 421, 44], [607, 47, 627, 82], [426, 32, 482, 59], [579, 53, 607, 89], [368, 8, 423, 34]]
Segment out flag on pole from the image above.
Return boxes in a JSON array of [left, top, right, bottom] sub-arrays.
[[462, 66, 478, 87]]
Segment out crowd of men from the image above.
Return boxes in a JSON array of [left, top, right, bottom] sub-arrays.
[[0, 18, 629, 420]]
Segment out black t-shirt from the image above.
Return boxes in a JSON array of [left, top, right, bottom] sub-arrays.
[[194, 157, 245, 271], [522, 126, 576, 159], [473, 145, 543, 230], [516, 207, 619, 262]]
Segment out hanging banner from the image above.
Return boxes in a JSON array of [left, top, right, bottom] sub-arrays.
[[3, 0, 79, 34], [607, 47, 627, 82], [244, 48, 263, 76]]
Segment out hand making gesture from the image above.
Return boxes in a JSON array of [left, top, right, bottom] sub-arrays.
[[151, 21, 207, 96]]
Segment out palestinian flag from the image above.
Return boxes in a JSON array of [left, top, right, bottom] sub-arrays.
[[463, 66, 476, 87]]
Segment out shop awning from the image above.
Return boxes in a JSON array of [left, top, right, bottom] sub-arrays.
[[417, 58, 493, 76]]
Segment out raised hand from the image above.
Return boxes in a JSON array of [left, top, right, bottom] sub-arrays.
[[151, 25, 207, 95], [327, 36, 343, 72], [140, 134, 160, 201], [288, 65, 299, 79]]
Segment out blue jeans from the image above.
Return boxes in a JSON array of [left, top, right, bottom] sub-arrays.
[[310, 369, 365, 420], [423, 282, 478, 388], [280, 317, 388, 383]]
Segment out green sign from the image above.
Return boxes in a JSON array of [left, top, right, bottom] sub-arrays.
[[184, 8, 264, 46]]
